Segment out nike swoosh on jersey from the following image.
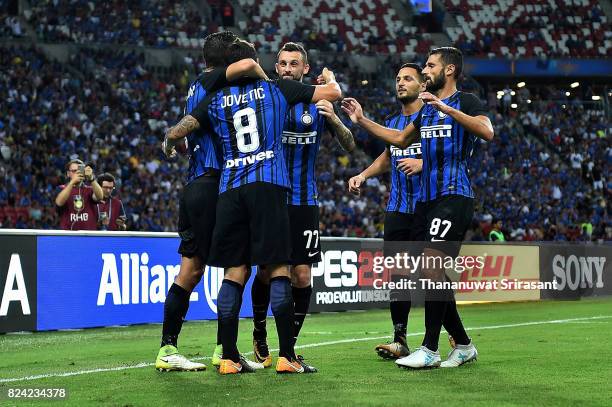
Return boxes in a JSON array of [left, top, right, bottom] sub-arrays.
[[308, 251, 320, 257]]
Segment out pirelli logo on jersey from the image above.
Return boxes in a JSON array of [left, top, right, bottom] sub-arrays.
[[420, 124, 452, 139], [225, 150, 274, 168], [282, 131, 317, 145], [390, 143, 421, 157]]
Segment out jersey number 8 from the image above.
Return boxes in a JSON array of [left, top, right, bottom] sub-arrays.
[[233, 107, 260, 153]]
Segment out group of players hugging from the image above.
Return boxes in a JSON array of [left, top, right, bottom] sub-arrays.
[[156, 31, 493, 375]]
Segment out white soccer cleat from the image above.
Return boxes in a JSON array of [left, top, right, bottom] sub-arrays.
[[156, 352, 206, 372], [441, 340, 478, 368], [395, 346, 441, 369], [243, 358, 265, 370]]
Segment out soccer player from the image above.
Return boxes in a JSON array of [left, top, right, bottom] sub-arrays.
[[168, 40, 342, 374], [347, 63, 425, 360], [342, 47, 493, 368], [250, 42, 355, 371], [55, 159, 103, 230], [155, 32, 269, 372]]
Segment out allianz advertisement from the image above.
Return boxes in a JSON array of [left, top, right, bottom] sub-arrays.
[[36, 236, 258, 331], [1, 233, 610, 333]]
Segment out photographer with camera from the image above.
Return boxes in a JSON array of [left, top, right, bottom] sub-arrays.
[[55, 159, 103, 230], [96, 173, 127, 231]]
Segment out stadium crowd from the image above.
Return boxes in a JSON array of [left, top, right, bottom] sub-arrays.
[[27, 0, 212, 48], [0, 44, 608, 241]]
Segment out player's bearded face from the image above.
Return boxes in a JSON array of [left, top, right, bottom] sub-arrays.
[[276, 51, 308, 81], [425, 69, 446, 92], [396, 68, 421, 103]]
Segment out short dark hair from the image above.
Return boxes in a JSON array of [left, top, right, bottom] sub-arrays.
[[97, 173, 116, 185], [202, 31, 238, 67], [277, 42, 308, 65], [399, 62, 425, 83], [429, 47, 463, 79], [226, 39, 257, 64], [65, 159, 84, 171]]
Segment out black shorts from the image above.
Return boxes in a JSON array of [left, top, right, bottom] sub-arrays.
[[208, 182, 291, 268], [422, 195, 474, 257], [383, 211, 426, 270], [384, 211, 426, 242], [177, 176, 219, 262], [288, 204, 321, 265]]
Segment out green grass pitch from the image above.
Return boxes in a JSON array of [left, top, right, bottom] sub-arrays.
[[1, 298, 611, 406]]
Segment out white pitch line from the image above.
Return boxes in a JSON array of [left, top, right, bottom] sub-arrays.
[[1, 315, 610, 384]]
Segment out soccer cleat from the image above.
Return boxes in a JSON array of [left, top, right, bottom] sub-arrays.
[[218, 355, 258, 375], [276, 356, 308, 374], [395, 346, 441, 369], [155, 345, 206, 372], [296, 355, 318, 373], [212, 344, 223, 367], [375, 341, 410, 359], [253, 338, 273, 368], [243, 358, 265, 370], [213, 344, 263, 370], [441, 339, 478, 368]]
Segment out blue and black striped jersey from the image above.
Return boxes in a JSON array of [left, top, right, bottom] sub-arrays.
[[385, 111, 421, 214], [191, 79, 316, 194], [282, 103, 328, 205], [413, 91, 488, 202], [183, 68, 227, 184]]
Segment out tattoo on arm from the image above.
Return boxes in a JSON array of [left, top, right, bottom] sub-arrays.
[[169, 115, 200, 140], [330, 119, 356, 152]]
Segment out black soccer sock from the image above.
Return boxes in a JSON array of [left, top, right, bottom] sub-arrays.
[[270, 276, 296, 360], [292, 285, 312, 345], [217, 283, 246, 346], [217, 279, 242, 363], [251, 274, 270, 340], [161, 283, 191, 348], [389, 275, 411, 345], [421, 288, 453, 352], [443, 299, 470, 346], [390, 302, 410, 345]]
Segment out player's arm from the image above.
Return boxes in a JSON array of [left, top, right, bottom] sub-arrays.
[[311, 68, 342, 102], [225, 59, 270, 81], [316, 100, 355, 152], [420, 92, 494, 141], [162, 115, 201, 156], [396, 158, 423, 176], [348, 149, 391, 195], [341, 98, 419, 148]]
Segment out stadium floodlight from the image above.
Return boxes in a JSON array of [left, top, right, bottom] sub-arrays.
[[361, 80, 368, 85], [570, 82, 580, 88], [510, 91, 516, 96], [511, 103, 518, 109], [591, 95, 601, 101], [517, 82, 526, 88], [527, 99, 532, 104], [565, 91, 571, 97], [497, 94, 502, 99]]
